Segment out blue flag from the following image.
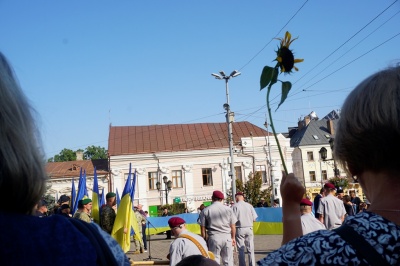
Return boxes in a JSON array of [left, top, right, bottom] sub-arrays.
[[71, 178, 76, 213], [84, 170, 88, 196], [116, 188, 121, 207], [73, 168, 87, 214], [100, 188, 105, 208]]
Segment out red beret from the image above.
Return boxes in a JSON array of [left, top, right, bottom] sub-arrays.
[[235, 191, 244, 197], [212, 190, 224, 199], [168, 217, 186, 228], [324, 182, 336, 189], [300, 198, 313, 206]]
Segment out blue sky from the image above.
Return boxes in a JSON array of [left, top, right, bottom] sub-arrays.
[[1, 1, 399, 159]]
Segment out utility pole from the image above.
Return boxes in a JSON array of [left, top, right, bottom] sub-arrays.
[[211, 70, 241, 198]]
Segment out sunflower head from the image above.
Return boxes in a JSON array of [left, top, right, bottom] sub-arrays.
[[275, 31, 303, 74]]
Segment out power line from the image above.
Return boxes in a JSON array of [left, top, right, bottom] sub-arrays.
[[292, 0, 399, 90], [299, 32, 400, 92], [238, 0, 309, 71], [293, 8, 400, 93]]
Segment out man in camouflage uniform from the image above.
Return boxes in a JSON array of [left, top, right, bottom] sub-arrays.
[[73, 197, 92, 223], [100, 192, 117, 234], [134, 206, 146, 253]]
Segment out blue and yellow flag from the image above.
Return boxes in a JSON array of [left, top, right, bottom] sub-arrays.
[[130, 170, 141, 242], [92, 167, 100, 225], [112, 163, 134, 253]]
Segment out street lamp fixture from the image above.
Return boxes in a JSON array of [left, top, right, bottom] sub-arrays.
[[319, 138, 340, 178], [211, 70, 241, 198], [156, 176, 172, 205]]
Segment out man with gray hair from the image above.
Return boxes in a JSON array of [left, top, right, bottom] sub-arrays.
[[232, 192, 258, 266]]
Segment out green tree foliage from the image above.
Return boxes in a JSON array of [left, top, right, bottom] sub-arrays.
[[48, 148, 76, 162], [47, 146, 108, 162], [84, 145, 108, 160], [230, 172, 272, 207]]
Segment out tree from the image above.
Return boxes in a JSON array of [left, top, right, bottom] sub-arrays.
[[227, 172, 272, 207], [48, 148, 76, 162], [47, 146, 108, 162], [83, 145, 108, 160]]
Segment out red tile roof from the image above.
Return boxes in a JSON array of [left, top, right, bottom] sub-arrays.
[[108, 122, 270, 156], [46, 159, 108, 179]]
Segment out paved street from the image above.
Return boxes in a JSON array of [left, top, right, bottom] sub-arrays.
[[127, 234, 283, 265]]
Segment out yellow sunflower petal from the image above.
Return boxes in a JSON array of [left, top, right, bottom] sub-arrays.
[[285, 31, 291, 45], [294, 58, 304, 63], [287, 36, 299, 47], [276, 56, 282, 63]]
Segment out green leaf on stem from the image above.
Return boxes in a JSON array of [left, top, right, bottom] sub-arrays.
[[275, 81, 292, 111], [260, 66, 274, 90]]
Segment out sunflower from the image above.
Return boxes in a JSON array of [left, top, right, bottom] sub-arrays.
[[275, 31, 303, 73]]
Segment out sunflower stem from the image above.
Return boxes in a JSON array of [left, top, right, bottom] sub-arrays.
[[266, 67, 288, 175]]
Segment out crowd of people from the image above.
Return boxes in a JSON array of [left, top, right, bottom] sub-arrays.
[[2, 47, 399, 265]]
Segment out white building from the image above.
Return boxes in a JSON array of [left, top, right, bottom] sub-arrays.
[[46, 158, 110, 203], [108, 121, 293, 214], [289, 112, 362, 199]]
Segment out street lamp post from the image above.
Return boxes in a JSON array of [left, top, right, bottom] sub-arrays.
[[156, 176, 172, 205], [319, 138, 340, 178], [211, 70, 241, 198]]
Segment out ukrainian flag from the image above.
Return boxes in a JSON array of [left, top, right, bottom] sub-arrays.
[[92, 167, 100, 225], [112, 163, 134, 253]]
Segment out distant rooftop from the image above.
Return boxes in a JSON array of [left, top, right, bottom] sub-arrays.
[[108, 121, 272, 156]]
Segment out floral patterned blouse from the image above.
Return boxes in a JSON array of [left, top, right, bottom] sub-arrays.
[[258, 211, 400, 265]]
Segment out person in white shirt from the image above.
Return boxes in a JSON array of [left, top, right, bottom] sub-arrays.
[[317, 183, 347, 230], [232, 192, 258, 266], [168, 217, 208, 266], [300, 198, 326, 235]]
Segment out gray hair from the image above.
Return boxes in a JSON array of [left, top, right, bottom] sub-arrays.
[[0, 53, 47, 214], [335, 65, 400, 176]]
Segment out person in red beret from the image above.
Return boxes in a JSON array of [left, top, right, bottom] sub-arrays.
[[300, 198, 325, 235], [167, 217, 209, 266], [317, 182, 346, 230], [199, 190, 237, 266]]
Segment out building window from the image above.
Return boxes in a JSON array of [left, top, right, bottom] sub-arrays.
[[322, 170, 327, 180], [171, 170, 183, 188], [307, 151, 314, 161], [309, 171, 316, 182], [148, 172, 158, 190], [235, 166, 243, 182], [256, 165, 267, 183], [202, 168, 213, 186]]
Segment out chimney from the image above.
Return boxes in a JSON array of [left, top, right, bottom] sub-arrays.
[[298, 120, 304, 130], [327, 120, 335, 135], [76, 151, 84, 161], [304, 116, 311, 126]]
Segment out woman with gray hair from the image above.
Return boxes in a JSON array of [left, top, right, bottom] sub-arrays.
[[258, 65, 400, 265], [0, 52, 129, 265]]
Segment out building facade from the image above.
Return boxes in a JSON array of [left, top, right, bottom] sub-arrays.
[[46, 158, 110, 203], [108, 122, 292, 214], [290, 114, 362, 200]]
